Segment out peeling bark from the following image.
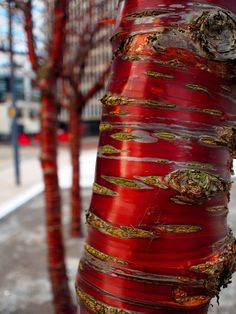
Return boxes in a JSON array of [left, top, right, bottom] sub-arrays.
[[76, 1, 236, 313]]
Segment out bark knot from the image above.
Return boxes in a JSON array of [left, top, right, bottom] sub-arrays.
[[166, 170, 231, 202], [191, 10, 236, 60], [216, 127, 236, 156]]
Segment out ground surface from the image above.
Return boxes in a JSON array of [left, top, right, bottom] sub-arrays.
[[0, 189, 89, 314]]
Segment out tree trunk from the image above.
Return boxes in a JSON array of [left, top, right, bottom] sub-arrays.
[[69, 96, 83, 237], [40, 78, 75, 314], [76, 1, 236, 313]]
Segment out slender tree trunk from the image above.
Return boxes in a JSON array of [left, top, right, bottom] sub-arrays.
[[69, 96, 83, 237], [76, 0, 236, 313], [21, 1, 75, 312], [40, 78, 75, 314]]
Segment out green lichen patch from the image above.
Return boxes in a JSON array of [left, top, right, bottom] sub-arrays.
[[156, 158, 172, 164], [111, 132, 139, 141], [145, 100, 176, 109], [102, 175, 151, 189], [155, 224, 202, 234], [127, 10, 170, 18], [153, 132, 177, 141], [136, 176, 168, 189], [201, 109, 223, 116], [86, 212, 155, 239], [98, 145, 125, 155], [186, 83, 208, 93], [186, 162, 215, 170], [109, 109, 129, 116], [166, 170, 231, 202], [84, 242, 128, 265], [92, 183, 118, 197], [199, 136, 225, 148], [101, 94, 129, 107], [99, 122, 114, 132], [145, 71, 174, 80], [76, 287, 136, 314], [153, 58, 186, 68]]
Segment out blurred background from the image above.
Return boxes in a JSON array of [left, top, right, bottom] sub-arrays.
[[0, 1, 235, 314]]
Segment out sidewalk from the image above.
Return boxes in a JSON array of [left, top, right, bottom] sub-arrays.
[[0, 137, 98, 220]]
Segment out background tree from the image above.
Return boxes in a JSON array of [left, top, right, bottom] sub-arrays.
[[14, 1, 75, 312], [13, 0, 116, 311], [76, 0, 236, 313], [61, 0, 114, 238]]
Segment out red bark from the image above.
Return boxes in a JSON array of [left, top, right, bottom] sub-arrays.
[[68, 92, 84, 238], [23, 1, 38, 71], [50, 0, 67, 66], [66, 66, 110, 238], [76, 0, 236, 313], [20, 1, 76, 312], [40, 80, 75, 313]]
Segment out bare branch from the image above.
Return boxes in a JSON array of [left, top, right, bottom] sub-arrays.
[[21, 0, 39, 71], [84, 64, 111, 104], [50, 0, 68, 68]]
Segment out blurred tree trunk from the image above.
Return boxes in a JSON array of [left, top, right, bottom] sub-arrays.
[[62, 65, 110, 237], [17, 1, 76, 312], [68, 86, 84, 237], [76, 0, 236, 313], [61, 0, 114, 239], [40, 77, 75, 313]]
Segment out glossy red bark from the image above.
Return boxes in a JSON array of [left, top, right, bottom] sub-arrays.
[[76, 1, 236, 313]]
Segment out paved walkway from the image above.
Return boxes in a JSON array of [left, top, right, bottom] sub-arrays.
[[0, 137, 98, 219]]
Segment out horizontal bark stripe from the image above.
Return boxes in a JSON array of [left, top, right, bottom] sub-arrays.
[[86, 212, 156, 239], [92, 183, 118, 196], [96, 155, 230, 181], [100, 127, 232, 152], [87, 228, 228, 264], [79, 263, 210, 309], [108, 58, 231, 100], [83, 249, 205, 286], [107, 65, 236, 118], [76, 286, 136, 314], [84, 242, 128, 265]]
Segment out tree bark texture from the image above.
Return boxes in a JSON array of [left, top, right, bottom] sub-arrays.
[[23, 1, 76, 312], [68, 93, 83, 237], [40, 79, 75, 314], [76, 1, 236, 313]]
